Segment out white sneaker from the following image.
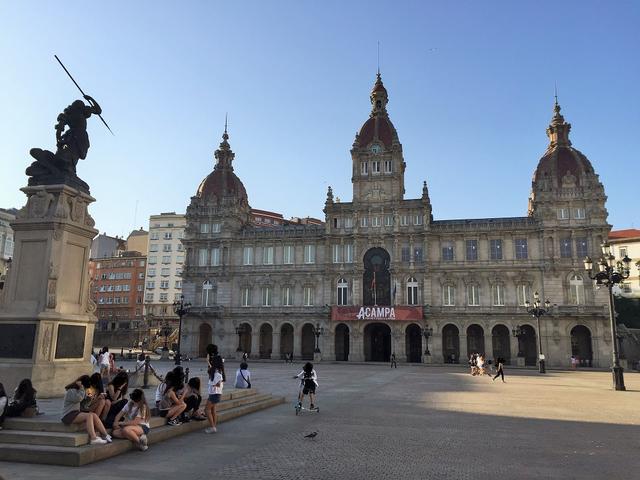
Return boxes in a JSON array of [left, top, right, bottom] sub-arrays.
[[90, 437, 108, 445], [103, 434, 113, 443], [139, 434, 148, 449], [204, 427, 217, 434]]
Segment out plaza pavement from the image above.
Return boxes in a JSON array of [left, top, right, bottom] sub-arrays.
[[1, 361, 639, 480]]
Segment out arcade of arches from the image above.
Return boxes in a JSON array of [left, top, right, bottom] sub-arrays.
[[193, 320, 598, 367]]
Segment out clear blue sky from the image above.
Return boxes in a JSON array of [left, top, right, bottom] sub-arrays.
[[1, 1, 639, 237]]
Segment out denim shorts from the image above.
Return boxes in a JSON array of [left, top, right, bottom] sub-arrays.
[[141, 424, 150, 435], [208, 394, 221, 404]]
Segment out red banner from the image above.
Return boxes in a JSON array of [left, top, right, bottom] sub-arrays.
[[331, 306, 423, 321]]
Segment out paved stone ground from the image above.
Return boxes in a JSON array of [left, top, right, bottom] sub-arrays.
[[1, 361, 639, 480]]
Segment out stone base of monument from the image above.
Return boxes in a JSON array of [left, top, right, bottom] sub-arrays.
[[0, 184, 98, 397], [516, 357, 526, 367], [422, 354, 433, 364], [313, 352, 322, 362]]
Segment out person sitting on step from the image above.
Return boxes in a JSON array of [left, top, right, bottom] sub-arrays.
[[158, 371, 186, 426], [61, 375, 112, 445], [235, 362, 251, 389], [104, 371, 129, 428], [112, 388, 151, 451], [81, 373, 111, 422], [5, 379, 38, 417], [183, 377, 206, 421]]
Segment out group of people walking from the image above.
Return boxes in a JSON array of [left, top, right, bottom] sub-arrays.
[[469, 353, 506, 382]]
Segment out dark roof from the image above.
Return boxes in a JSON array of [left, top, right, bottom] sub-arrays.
[[357, 116, 394, 148], [197, 169, 248, 204]]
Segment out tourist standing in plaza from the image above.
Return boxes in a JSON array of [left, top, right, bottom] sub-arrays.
[[390, 353, 397, 368], [99, 347, 110, 380], [205, 355, 224, 433], [294, 362, 319, 410], [112, 388, 151, 451], [235, 362, 251, 388], [61, 375, 111, 445], [492, 357, 505, 382]]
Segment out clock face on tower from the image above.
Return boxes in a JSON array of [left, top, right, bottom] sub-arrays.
[[370, 144, 381, 154]]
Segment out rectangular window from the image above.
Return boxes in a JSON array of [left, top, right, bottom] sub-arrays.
[[560, 238, 572, 258], [241, 288, 251, 307], [177, 244, 184, 252], [160, 280, 169, 289], [262, 287, 272, 306], [466, 240, 478, 261], [198, 248, 208, 266], [574, 208, 586, 219], [303, 287, 314, 306], [414, 247, 424, 263], [212, 223, 221, 233], [122, 297, 129, 304], [150, 233, 159, 240], [557, 208, 569, 220], [401, 246, 411, 263], [148, 256, 157, 264], [262, 246, 274, 265], [175, 280, 182, 289], [137, 285, 143, 292], [332, 244, 341, 263], [344, 244, 354, 263], [200, 223, 210, 234], [283, 245, 294, 265], [516, 284, 531, 306], [176, 255, 184, 264], [619, 247, 628, 258], [467, 284, 479, 306], [161, 268, 170, 276], [492, 284, 505, 306], [145, 293, 154, 302], [211, 247, 221, 266], [164, 232, 172, 240], [372, 216, 380, 227], [304, 245, 315, 264], [361, 162, 368, 175], [149, 244, 158, 252], [162, 244, 172, 252], [372, 161, 380, 173], [159, 293, 168, 302], [490, 239, 503, 260], [147, 268, 156, 277], [575, 238, 588, 258], [360, 216, 368, 228], [442, 242, 454, 262], [515, 238, 528, 259], [115, 285, 122, 292], [443, 285, 455, 306], [146, 281, 155, 289], [384, 215, 393, 227], [400, 215, 409, 226], [414, 214, 423, 226], [282, 287, 293, 306], [344, 217, 353, 228], [243, 247, 254, 265], [384, 160, 392, 173], [162, 256, 171, 264]]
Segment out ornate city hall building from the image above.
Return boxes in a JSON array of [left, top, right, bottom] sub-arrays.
[[181, 74, 612, 367]]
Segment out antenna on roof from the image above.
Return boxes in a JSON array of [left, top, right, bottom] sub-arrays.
[[554, 82, 558, 106], [377, 41, 381, 75], [224, 112, 228, 134]]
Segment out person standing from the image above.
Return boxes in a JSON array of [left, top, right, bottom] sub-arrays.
[[205, 355, 224, 433], [492, 357, 505, 383], [390, 353, 397, 368]]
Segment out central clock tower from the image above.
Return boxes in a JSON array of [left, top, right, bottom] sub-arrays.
[[351, 73, 406, 204]]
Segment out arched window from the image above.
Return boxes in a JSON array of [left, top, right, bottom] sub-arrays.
[[337, 278, 349, 306], [569, 275, 585, 305], [443, 284, 455, 306], [202, 280, 215, 307], [407, 277, 419, 305]]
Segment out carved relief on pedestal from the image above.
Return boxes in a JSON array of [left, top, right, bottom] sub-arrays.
[[41, 323, 53, 361], [46, 263, 58, 309], [28, 189, 54, 218]]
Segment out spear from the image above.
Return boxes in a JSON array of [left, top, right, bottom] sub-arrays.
[[54, 55, 114, 136]]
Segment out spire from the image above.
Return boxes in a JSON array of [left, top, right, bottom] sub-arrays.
[[370, 72, 388, 116], [546, 96, 571, 148], [214, 118, 235, 169], [325, 185, 334, 205]]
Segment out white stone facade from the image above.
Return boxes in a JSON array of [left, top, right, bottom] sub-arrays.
[[181, 76, 613, 369]]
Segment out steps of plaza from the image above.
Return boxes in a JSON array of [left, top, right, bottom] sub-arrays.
[[0, 388, 285, 466]]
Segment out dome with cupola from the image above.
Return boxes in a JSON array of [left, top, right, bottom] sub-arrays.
[[353, 73, 400, 150]]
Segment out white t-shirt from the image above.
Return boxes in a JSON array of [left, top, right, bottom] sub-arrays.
[[235, 368, 251, 388], [99, 352, 110, 367], [155, 382, 167, 403], [120, 401, 150, 428], [208, 371, 224, 395]]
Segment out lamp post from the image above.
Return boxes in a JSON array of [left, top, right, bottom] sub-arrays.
[[172, 294, 191, 366], [584, 243, 636, 391], [421, 326, 433, 355], [512, 325, 525, 357], [312, 323, 324, 353], [524, 292, 551, 374]]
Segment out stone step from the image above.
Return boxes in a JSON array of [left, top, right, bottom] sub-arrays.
[[0, 429, 90, 447], [2, 388, 260, 433], [0, 394, 285, 466]]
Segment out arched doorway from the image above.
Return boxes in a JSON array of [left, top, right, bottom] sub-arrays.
[[198, 323, 212, 357], [364, 323, 391, 361], [301, 323, 315, 360], [239, 323, 252, 354], [519, 325, 537, 366], [571, 325, 593, 367], [442, 324, 460, 363], [491, 324, 511, 364], [467, 324, 485, 355], [280, 323, 294, 359], [335, 323, 350, 361], [405, 323, 422, 363], [259, 323, 273, 359], [363, 248, 391, 306]]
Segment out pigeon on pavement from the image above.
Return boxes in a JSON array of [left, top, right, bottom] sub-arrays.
[[304, 431, 318, 439]]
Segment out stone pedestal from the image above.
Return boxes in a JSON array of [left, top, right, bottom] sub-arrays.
[[516, 357, 525, 367], [422, 354, 433, 364], [313, 352, 322, 362], [0, 184, 98, 397]]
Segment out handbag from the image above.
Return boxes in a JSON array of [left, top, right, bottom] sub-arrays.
[[240, 370, 251, 389]]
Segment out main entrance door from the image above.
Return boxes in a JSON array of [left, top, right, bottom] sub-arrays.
[[405, 323, 422, 363], [335, 323, 350, 361], [364, 323, 391, 362]]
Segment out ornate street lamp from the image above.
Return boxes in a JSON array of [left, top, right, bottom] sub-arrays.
[[584, 244, 635, 391], [524, 292, 551, 374], [421, 326, 433, 355], [173, 294, 191, 366], [312, 323, 324, 353], [512, 325, 525, 357]]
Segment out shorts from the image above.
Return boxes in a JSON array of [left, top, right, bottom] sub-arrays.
[[141, 424, 150, 435], [208, 394, 221, 404], [302, 382, 316, 395], [61, 410, 80, 425]]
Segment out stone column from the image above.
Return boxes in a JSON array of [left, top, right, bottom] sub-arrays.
[[0, 184, 98, 397], [272, 331, 281, 360], [459, 334, 468, 363], [509, 334, 522, 366], [431, 331, 443, 364], [250, 331, 259, 359], [293, 328, 302, 359], [350, 329, 364, 362]]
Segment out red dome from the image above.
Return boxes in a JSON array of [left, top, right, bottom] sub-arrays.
[[533, 146, 594, 186], [356, 116, 395, 149], [197, 168, 247, 204]]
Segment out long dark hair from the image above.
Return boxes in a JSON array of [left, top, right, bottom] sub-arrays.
[[303, 362, 314, 374], [129, 388, 150, 421], [187, 377, 200, 392], [15, 378, 37, 401], [65, 375, 91, 391], [171, 366, 185, 390], [210, 355, 225, 381], [89, 373, 104, 394], [109, 371, 129, 396]]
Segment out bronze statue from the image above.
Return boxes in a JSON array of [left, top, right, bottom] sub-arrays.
[[26, 95, 101, 193]]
